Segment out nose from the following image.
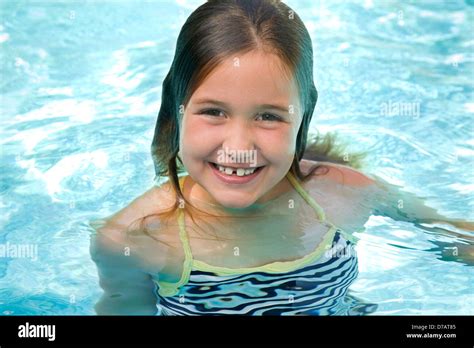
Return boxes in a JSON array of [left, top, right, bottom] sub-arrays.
[[221, 118, 255, 158]]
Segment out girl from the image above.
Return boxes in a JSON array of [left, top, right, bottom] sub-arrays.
[[90, 0, 473, 315]]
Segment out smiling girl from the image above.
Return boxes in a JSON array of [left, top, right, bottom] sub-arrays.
[[90, 0, 473, 315]]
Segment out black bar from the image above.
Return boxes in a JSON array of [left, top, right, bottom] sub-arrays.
[[0, 315, 471, 346]]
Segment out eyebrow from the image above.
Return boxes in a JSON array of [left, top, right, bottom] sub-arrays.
[[193, 98, 290, 113]]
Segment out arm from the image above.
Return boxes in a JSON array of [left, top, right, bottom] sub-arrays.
[[90, 184, 178, 315], [370, 177, 474, 232], [90, 223, 159, 315], [369, 177, 474, 264]]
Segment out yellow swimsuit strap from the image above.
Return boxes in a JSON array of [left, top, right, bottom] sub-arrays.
[[155, 175, 193, 297], [285, 171, 359, 244], [285, 171, 326, 222]]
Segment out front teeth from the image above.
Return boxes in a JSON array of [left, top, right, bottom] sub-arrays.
[[217, 164, 257, 176]]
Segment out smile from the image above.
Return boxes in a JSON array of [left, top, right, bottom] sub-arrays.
[[208, 162, 265, 184]]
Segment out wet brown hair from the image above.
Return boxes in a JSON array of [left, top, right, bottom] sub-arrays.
[[132, 0, 365, 240]]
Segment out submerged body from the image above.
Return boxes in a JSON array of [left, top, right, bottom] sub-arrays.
[[90, 160, 379, 315], [153, 172, 378, 315]]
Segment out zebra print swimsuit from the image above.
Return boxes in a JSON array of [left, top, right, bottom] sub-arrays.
[[151, 172, 375, 315]]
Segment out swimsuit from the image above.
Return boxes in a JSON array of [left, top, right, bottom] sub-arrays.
[[152, 172, 372, 315]]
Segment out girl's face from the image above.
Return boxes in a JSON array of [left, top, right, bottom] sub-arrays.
[[179, 50, 303, 210]]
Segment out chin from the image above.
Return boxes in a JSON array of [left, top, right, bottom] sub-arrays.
[[212, 193, 257, 210], [222, 201, 254, 209]]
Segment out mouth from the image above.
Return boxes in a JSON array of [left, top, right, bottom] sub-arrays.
[[208, 161, 265, 184]]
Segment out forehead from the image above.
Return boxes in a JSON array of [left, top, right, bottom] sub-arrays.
[[190, 50, 300, 109]]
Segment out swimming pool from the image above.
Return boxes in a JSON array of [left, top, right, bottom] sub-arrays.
[[1, 0, 472, 315]]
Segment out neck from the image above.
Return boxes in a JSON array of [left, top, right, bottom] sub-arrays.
[[183, 174, 297, 217]]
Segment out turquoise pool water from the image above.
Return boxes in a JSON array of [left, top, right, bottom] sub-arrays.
[[0, 0, 473, 315]]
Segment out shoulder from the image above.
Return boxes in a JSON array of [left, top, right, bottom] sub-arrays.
[[299, 159, 376, 231], [90, 180, 179, 273], [300, 159, 376, 188], [101, 181, 177, 230]]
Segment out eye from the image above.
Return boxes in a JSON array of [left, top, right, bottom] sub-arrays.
[[197, 109, 282, 122], [256, 113, 282, 122], [198, 109, 225, 117]]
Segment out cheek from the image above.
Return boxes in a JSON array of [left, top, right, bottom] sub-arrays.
[[259, 128, 296, 162], [180, 117, 217, 157]]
